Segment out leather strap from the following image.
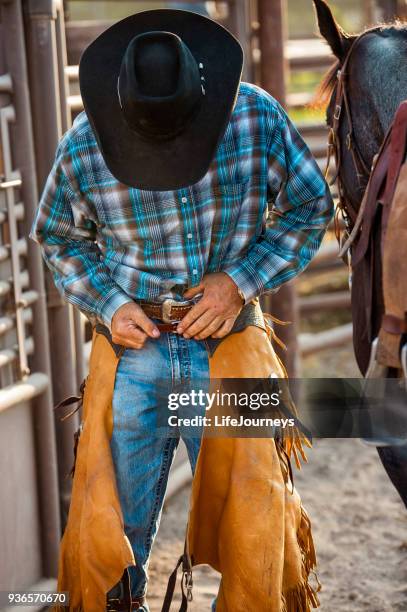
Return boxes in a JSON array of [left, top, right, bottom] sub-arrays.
[[106, 598, 145, 611], [351, 136, 391, 265], [138, 301, 192, 322], [338, 134, 391, 260], [156, 322, 179, 332], [382, 313, 407, 335], [380, 101, 407, 250], [161, 552, 192, 612], [382, 101, 407, 208], [107, 594, 146, 611], [327, 27, 383, 229], [106, 569, 146, 612]]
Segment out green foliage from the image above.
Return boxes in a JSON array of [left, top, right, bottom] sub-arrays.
[[287, 0, 367, 39]]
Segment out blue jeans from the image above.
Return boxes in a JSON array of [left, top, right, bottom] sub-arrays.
[[110, 331, 210, 604]]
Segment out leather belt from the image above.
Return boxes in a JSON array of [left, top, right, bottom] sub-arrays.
[[138, 300, 193, 324], [155, 322, 180, 332]]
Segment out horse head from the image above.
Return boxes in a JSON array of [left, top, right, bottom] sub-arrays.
[[314, 0, 407, 217]]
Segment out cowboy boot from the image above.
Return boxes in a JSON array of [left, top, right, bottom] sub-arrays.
[[106, 596, 147, 611], [106, 569, 148, 611]]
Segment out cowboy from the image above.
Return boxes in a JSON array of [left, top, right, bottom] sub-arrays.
[[31, 9, 333, 612]]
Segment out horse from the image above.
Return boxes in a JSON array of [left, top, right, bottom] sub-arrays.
[[313, 0, 407, 507]]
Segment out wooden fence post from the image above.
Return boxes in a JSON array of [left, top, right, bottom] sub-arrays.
[[257, 0, 299, 377], [376, 0, 400, 19]]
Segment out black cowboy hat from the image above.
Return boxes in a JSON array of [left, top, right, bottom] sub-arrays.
[[79, 9, 243, 191]]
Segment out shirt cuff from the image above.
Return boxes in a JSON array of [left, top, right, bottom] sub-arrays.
[[223, 259, 265, 304], [97, 288, 134, 330]]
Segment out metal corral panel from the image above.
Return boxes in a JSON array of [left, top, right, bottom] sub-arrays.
[[0, 0, 61, 593], [0, 400, 42, 589]]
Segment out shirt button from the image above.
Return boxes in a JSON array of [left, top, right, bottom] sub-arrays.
[[181, 197, 187, 203], [192, 269, 198, 275], [187, 233, 193, 239]]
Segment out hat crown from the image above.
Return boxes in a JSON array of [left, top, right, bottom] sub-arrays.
[[133, 32, 180, 97], [118, 31, 203, 139]]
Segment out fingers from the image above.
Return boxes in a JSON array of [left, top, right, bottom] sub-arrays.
[[112, 325, 149, 349], [111, 302, 160, 349], [193, 316, 224, 340], [113, 337, 147, 349], [177, 299, 207, 334], [135, 310, 160, 338], [183, 311, 220, 339], [210, 318, 235, 339], [183, 282, 205, 300]]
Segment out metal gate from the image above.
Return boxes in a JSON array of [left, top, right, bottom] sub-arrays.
[[0, 0, 60, 603]]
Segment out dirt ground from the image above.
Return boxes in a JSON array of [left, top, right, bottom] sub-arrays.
[[147, 344, 407, 612]]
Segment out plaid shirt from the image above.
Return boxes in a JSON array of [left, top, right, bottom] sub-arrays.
[[31, 82, 333, 327]]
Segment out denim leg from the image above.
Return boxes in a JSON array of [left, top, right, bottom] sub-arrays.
[[167, 333, 210, 473], [110, 333, 209, 599], [111, 336, 179, 598]]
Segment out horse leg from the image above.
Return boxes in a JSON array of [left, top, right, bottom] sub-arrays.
[[376, 445, 407, 509]]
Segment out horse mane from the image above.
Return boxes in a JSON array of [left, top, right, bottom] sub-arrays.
[[315, 22, 407, 108], [316, 60, 340, 108]]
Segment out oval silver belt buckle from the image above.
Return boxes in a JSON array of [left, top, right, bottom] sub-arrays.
[[162, 299, 173, 323]]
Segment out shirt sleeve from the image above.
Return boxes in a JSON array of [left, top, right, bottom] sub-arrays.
[[223, 101, 334, 302], [30, 139, 133, 328]]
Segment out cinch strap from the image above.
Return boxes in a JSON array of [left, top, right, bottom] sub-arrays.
[[161, 551, 193, 612]]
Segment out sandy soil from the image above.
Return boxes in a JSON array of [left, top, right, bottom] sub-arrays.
[[148, 441, 407, 612], [146, 344, 407, 612]]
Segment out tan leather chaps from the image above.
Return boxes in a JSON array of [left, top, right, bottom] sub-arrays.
[[55, 315, 319, 612]]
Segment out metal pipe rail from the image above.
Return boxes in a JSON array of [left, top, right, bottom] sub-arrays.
[[0, 104, 29, 377], [0, 309, 33, 337], [0, 337, 34, 369], [0, 284, 38, 304], [18, 289, 39, 308], [0, 373, 49, 414], [1, 270, 30, 291], [0, 73, 12, 93], [0, 238, 27, 263], [299, 323, 353, 356], [0, 202, 24, 224], [0, 280, 11, 297], [299, 290, 351, 314]]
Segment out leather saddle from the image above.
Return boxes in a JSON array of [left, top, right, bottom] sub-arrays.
[[342, 100, 407, 375]]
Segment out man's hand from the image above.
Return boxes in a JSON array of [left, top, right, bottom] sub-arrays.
[[177, 272, 244, 340], [111, 302, 160, 349]]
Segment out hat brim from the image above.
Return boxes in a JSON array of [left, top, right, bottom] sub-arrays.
[[79, 9, 243, 191]]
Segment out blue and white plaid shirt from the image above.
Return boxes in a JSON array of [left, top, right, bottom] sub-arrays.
[[31, 82, 334, 327]]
